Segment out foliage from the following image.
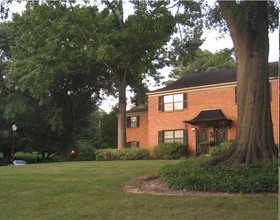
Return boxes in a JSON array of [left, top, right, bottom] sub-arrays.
[[73, 108, 118, 149], [169, 49, 236, 81], [1, 3, 105, 158], [95, 147, 150, 161], [209, 140, 233, 157], [68, 0, 203, 148], [72, 141, 96, 161], [98, 108, 118, 148], [197, 140, 218, 156], [159, 159, 278, 193], [153, 142, 185, 159]]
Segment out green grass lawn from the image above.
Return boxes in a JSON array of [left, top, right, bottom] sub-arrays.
[[0, 160, 277, 220]]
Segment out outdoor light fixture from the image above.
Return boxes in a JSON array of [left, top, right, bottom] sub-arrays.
[[191, 128, 195, 131], [12, 124, 17, 132], [11, 124, 17, 164]]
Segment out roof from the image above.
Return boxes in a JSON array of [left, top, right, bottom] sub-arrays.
[[126, 104, 148, 115], [184, 109, 232, 127], [149, 62, 278, 94]]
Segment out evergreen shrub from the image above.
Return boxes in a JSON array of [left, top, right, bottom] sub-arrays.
[[209, 140, 233, 157], [158, 159, 278, 193], [153, 142, 185, 159], [197, 140, 218, 155], [95, 147, 150, 161], [75, 144, 97, 161]]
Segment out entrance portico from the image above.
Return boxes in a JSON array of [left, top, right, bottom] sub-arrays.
[[184, 109, 232, 156]]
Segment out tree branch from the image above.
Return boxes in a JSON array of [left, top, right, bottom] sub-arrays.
[[68, 2, 121, 85], [105, 0, 124, 30]]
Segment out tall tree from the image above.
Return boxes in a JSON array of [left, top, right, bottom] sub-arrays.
[[206, 1, 278, 165], [70, 1, 203, 148], [1, 1, 204, 150], [5, 3, 105, 159]]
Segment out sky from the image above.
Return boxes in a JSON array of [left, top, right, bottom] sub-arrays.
[[6, 1, 280, 112]]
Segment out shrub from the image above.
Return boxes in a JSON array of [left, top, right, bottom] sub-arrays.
[[210, 140, 233, 157], [159, 159, 278, 193], [95, 147, 150, 161], [75, 145, 97, 161], [197, 140, 218, 156], [153, 142, 184, 159]]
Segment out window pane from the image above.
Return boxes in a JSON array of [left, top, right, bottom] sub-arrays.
[[164, 95, 173, 103], [164, 103, 173, 111], [131, 116, 138, 128], [174, 102, 183, 110], [165, 139, 174, 143], [174, 138, 184, 143], [175, 130, 183, 138], [174, 94, 183, 102], [164, 131, 173, 139], [130, 142, 139, 147]]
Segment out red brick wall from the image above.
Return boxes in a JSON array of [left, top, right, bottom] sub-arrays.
[[270, 79, 279, 144], [147, 79, 278, 156], [148, 85, 237, 156], [126, 113, 148, 147], [126, 79, 279, 156]]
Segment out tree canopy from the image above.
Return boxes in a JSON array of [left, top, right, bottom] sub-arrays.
[[169, 48, 236, 80], [1, 2, 106, 160]]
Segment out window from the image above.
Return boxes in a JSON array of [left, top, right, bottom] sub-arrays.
[[158, 93, 187, 112], [127, 141, 140, 148], [127, 116, 140, 128], [158, 130, 187, 144]]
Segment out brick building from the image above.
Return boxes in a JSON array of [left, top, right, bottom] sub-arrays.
[[126, 62, 279, 157]]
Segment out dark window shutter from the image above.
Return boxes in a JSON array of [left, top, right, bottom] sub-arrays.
[[182, 129, 188, 156], [137, 116, 140, 127], [158, 131, 163, 144], [183, 129, 188, 145], [158, 96, 163, 112], [127, 117, 131, 128], [183, 93, 187, 109]]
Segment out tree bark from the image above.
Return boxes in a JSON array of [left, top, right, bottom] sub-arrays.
[[207, 1, 278, 166], [117, 83, 127, 149]]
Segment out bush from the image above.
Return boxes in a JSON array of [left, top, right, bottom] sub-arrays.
[[158, 159, 278, 193], [75, 144, 97, 161], [197, 141, 218, 156], [210, 140, 233, 157], [153, 142, 185, 159], [95, 147, 150, 161]]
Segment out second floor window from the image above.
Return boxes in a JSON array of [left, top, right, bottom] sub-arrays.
[[158, 93, 187, 112], [127, 116, 140, 128]]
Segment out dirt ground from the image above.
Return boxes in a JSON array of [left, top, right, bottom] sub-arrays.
[[123, 174, 274, 197]]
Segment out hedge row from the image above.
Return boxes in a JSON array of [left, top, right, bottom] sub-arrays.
[[158, 159, 278, 193], [153, 142, 184, 159], [95, 142, 185, 161], [95, 148, 150, 160]]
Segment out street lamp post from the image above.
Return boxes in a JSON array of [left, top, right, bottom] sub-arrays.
[[11, 124, 17, 164]]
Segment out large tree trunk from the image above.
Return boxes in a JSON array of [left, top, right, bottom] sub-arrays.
[[117, 83, 127, 149], [208, 1, 278, 166]]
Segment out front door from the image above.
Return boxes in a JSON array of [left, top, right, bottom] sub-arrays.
[[215, 128, 227, 144], [197, 128, 208, 143]]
